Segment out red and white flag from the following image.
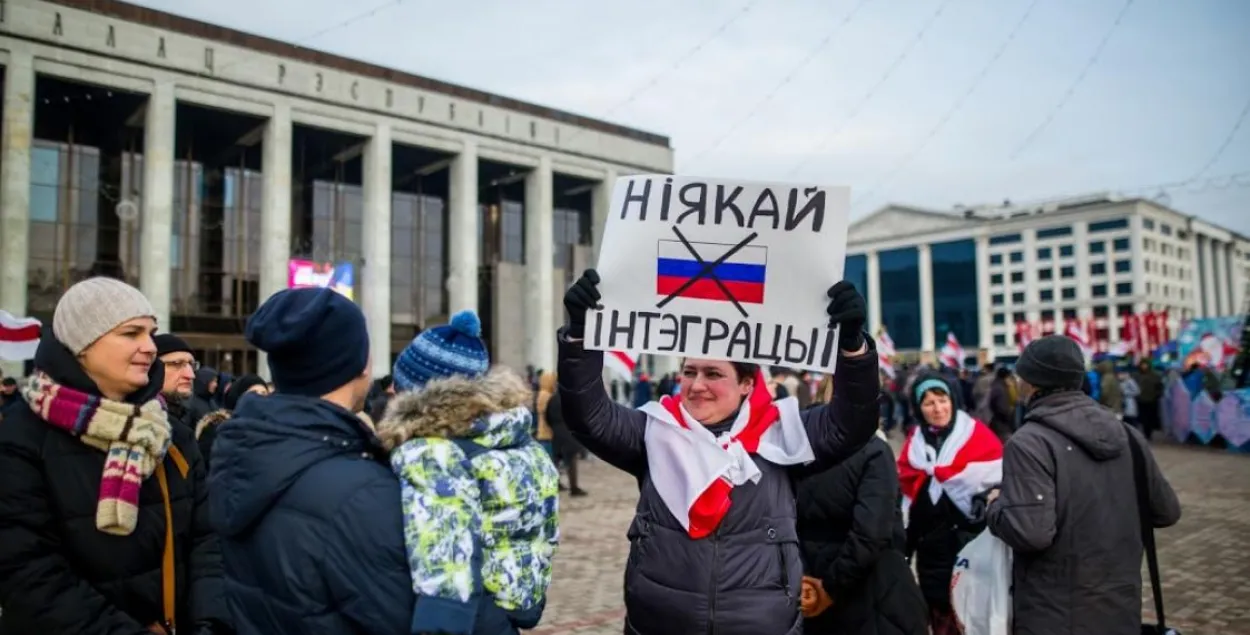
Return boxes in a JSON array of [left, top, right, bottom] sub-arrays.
[[898, 410, 1003, 527], [939, 332, 964, 369], [877, 329, 896, 379], [1015, 321, 1037, 352], [1064, 319, 1092, 361], [0, 310, 41, 362], [604, 351, 638, 382]]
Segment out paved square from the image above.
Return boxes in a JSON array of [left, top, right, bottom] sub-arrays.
[[527, 441, 1250, 635]]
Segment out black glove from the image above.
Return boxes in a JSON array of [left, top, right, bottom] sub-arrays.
[[826, 281, 867, 351], [563, 269, 602, 338]]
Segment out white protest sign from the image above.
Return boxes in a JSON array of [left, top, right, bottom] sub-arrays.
[[585, 175, 851, 373]]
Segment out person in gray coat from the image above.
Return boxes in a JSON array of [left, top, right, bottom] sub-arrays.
[[986, 335, 1182, 635], [558, 271, 881, 635]]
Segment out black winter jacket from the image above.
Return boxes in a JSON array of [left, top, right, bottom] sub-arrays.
[[208, 393, 414, 635], [0, 329, 230, 634], [557, 330, 880, 635], [795, 436, 927, 635]]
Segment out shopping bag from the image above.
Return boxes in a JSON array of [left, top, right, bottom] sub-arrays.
[[951, 530, 1012, 635]]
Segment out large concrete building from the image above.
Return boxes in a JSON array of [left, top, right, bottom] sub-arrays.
[[0, 0, 672, 377], [847, 194, 1250, 360]]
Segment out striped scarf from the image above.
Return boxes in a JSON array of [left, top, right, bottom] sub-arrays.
[[22, 372, 172, 536]]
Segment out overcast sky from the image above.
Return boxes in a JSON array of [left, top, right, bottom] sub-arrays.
[[130, 0, 1250, 233]]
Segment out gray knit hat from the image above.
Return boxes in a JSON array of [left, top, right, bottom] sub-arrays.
[[53, 277, 156, 354]]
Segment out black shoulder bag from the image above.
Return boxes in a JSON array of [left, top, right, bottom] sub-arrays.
[[1125, 424, 1180, 635]]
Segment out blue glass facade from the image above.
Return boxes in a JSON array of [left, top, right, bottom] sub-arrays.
[[844, 254, 868, 324], [931, 239, 979, 348], [879, 247, 921, 349]]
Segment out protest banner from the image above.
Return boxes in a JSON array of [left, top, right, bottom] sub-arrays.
[[584, 175, 851, 373]]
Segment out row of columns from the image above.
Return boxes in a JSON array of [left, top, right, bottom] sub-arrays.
[[1196, 234, 1241, 318], [0, 51, 605, 378]]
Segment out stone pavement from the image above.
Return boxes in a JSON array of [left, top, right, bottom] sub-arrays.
[[526, 440, 1250, 635]]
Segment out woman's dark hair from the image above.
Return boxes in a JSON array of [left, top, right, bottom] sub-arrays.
[[678, 359, 760, 384]]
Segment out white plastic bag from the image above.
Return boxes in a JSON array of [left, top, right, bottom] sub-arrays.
[[951, 530, 1013, 635]]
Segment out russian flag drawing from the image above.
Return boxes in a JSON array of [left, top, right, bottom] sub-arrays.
[[655, 239, 768, 304]]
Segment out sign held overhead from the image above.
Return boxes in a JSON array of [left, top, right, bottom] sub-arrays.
[[585, 175, 852, 373]]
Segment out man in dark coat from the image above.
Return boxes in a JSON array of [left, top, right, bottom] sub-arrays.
[[155, 334, 211, 429], [208, 288, 413, 635], [987, 336, 1181, 635]]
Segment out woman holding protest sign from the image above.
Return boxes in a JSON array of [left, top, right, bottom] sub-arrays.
[[557, 269, 879, 635]]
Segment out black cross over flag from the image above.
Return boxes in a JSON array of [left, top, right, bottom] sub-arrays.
[[654, 226, 767, 318]]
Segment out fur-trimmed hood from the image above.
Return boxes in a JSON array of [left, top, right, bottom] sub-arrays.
[[376, 367, 534, 451], [195, 409, 231, 440]]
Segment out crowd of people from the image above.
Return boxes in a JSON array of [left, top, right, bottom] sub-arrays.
[[0, 271, 1182, 635]]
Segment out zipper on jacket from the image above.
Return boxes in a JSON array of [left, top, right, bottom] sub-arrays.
[[708, 527, 721, 635]]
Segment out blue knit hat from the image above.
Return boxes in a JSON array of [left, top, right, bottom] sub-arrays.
[[393, 310, 490, 392], [245, 287, 370, 397]]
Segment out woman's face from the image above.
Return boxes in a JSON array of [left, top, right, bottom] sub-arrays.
[[680, 359, 751, 425], [920, 389, 953, 428], [80, 317, 158, 400]]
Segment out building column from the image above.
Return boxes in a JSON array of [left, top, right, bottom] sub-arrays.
[[362, 123, 393, 376], [1233, 247, 1248, 314], [974, 235, 993, 353], [1201, 236, 1217, 317], [591, 168, 617, 264], [918, 243, 935, 352], [864, 250, 882, 335], [139, 81, 176, 331], [256, 102, 293, 380], [524, 155, 555, 371], [447, 140, 479, 315], [1130, 215, 1146, 312], [1217, 242, 1234, 316], [0, 49, 35, 377]]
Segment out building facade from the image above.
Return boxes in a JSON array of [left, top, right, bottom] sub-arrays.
[[847, 195, 1250, 360], [0, 0, 674, 378]]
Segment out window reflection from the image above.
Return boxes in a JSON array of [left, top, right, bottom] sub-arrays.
[[391, 193, 447, 326]]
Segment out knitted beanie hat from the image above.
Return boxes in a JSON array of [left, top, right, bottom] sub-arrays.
[[393, 310, 490, 392], [53, 277, 156, 354]]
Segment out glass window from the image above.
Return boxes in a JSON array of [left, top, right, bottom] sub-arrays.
[[989, 253, 1002, 265], [1062, 287, 1076, 300], [1011, 292, 1025, 304], [1142, 218, 1155, 230], [1039, 268, 1053, 281], [1061, 265, 1075, 278], [1091, 262, 1106, 276], [992, 313, 1005, 325], [1011, 272, 1024, 283], [1012, 311, 1026, 323], [1041, 309, 1055, 321], [930, 239, 979, 347], [1088, 218, 1129, 233], [844, 254, 869, 323], [1089, 241, 1106, 254], [1040, 289, 1053, 302], [879, 247, 922, 349], [992, 293, 1004, 305], [1114, 259, 1131, 273], [1094, 306, 1108, 318], [30, 146, 61, 223], [1059, 245, 1074, 257], [994, 334, 1007, 346], [1092, 284, 1107, 298], [1113, 237, 1130, 252], [1115, 282, 1133, 296], [1036, 226, 1073, 239], [989, 233, 1022, 246], [990, 273, 1003, 285], [1063, 308, 1077, 319], [1037, 247, 1052, 260], [1009, 251, 1024, 263]]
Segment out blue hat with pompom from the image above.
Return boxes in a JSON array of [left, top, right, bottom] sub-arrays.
[[392, 310, 490, 392]]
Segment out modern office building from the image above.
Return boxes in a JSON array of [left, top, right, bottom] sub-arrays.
[[0, 0, 673, 378], [846, 193, 1250, 360]]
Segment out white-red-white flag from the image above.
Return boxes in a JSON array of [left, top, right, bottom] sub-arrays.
[[1064, 319, 1092, 362], [604, 350, 638, 382], [939, 332, 964, 369], [0, 310, 41, 362], [877, 329, 896, 378]]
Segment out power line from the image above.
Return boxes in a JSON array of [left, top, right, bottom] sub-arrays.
[[1187, 93, 1250, 182], [682, 0, 877, 170], [786, 0, 954, 178], [1008, 0, 1136, 160], [561, 0, 763, 146], [850, 0, 1043, 211]]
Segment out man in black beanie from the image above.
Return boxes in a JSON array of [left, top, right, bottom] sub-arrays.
[[154, 333, 212, 429], [206, 288, 412, 635], [984, 335, 1180, 635]]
